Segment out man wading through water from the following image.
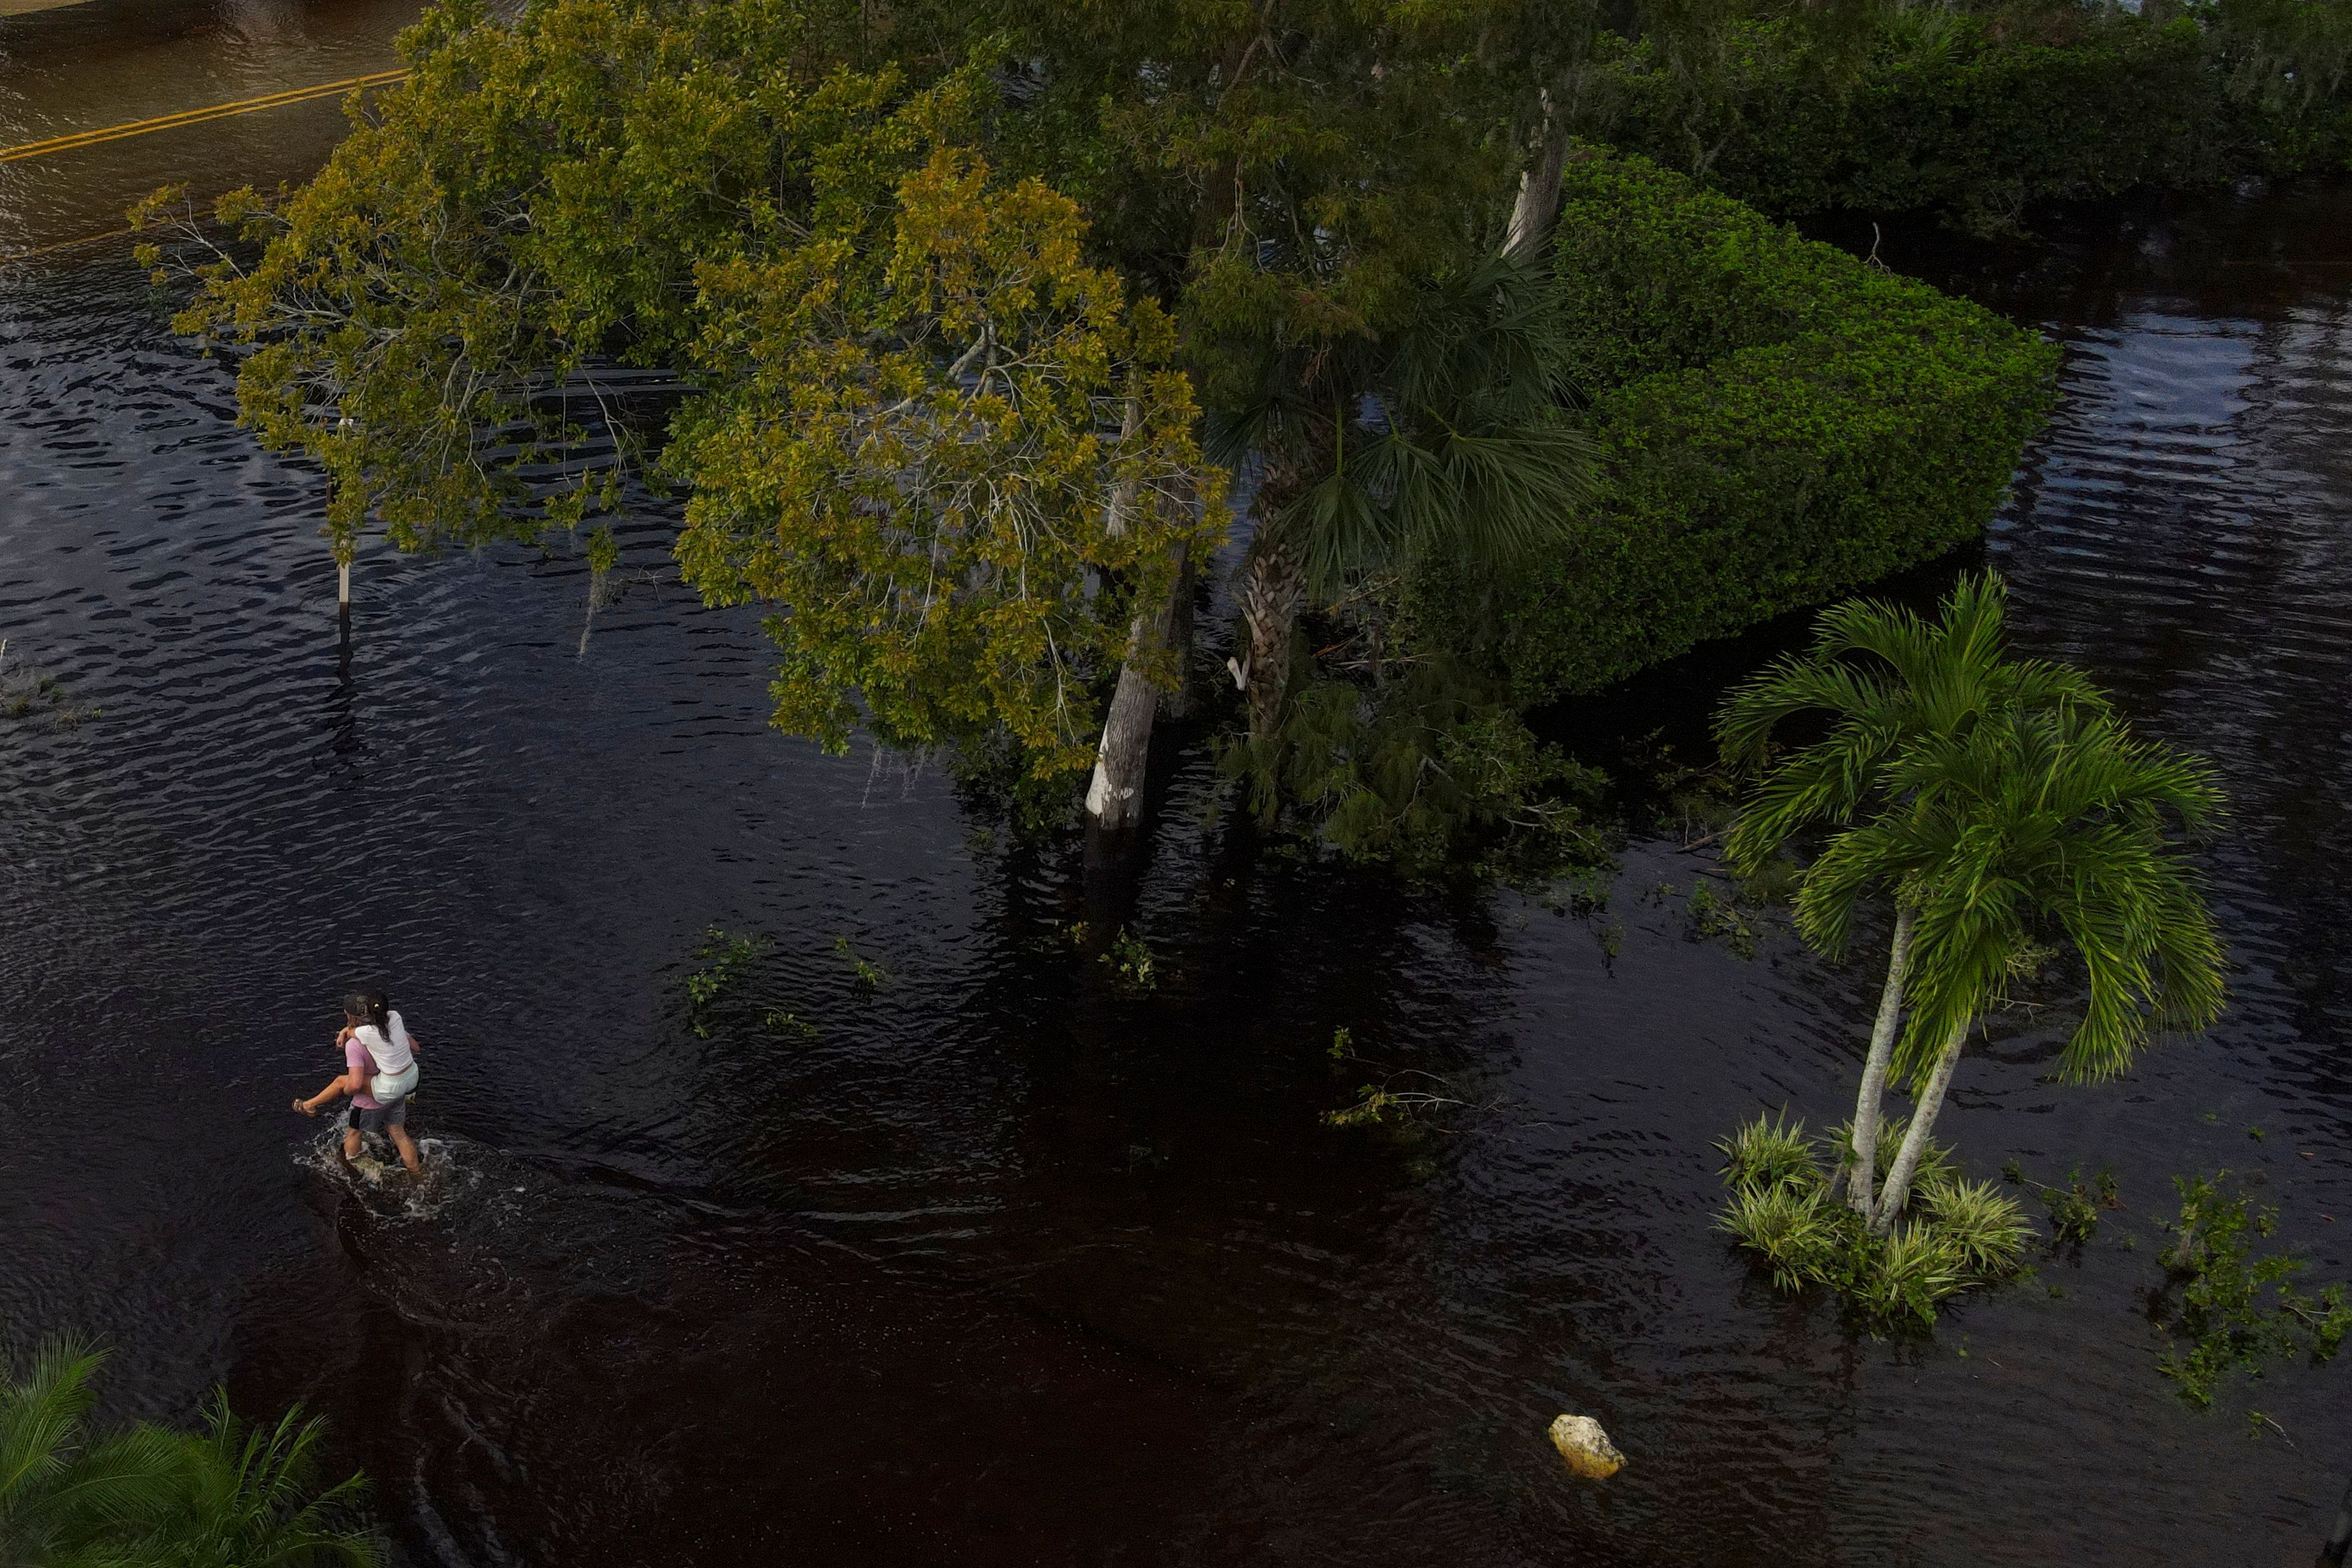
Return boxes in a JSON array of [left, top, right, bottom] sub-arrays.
[[295, 989, 423, 1177]]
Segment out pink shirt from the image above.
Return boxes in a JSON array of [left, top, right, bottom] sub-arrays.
[[344, 1035, 380, 1109]]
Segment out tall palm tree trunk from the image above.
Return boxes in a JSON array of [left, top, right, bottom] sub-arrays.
[[1842, 905, 1916, 1219], [1240, 542, 1303, 744], [1871, 1019, 1969, 1234], [1085, 540, 1189, 835]]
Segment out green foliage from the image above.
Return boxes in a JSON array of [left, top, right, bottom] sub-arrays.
[[1719, 1109, 1817, 1190], [1100, 927, 1158, 991], [0, 639, 96, 727], [1584, 2, 2352, 231], [834, 935, 892, 990], [1221, 657, 1608, 882], [2154, 1171, 2352, 1407], [685, 927, 766, 1037], [1714, 571, 2227, 1088], [1416, 150, 2058, 703], [1716, 573, 2107, 880], [1219, 250, 1602, 606], [1, 1340, 380, 1567], [1322, 1072, 1476, 1131], [1810, 699, 2227, 1084], [1715, 1112, 2030, 1326], [1918, 1177, 2034, 1276], [1686, 879, 1762, 958], [1719, 1178, 1847, 1293], [154, 1395, 380, 1568], [2004, 1159, 2119, 1244], [144, 7, 1221, 777]]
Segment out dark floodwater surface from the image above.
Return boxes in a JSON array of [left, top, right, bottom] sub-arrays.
[[6, 6, 2352, 1564]]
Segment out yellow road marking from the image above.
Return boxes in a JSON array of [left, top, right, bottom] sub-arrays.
[[1, 69, 407, 164], [0, 222, 135, 262]]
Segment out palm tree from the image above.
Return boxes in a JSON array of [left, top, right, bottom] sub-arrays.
[[1801, 701, 2226, 1232], [148, 1395, 379, 1568], [1716, 572, 2108, 1220], [1213, 249, 1602, 745], [1, 1340, 184, 1567], [1, 1341, 380, 1568]]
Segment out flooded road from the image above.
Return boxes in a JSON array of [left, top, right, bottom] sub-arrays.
[[5, 5, 2352, 1564], [2, 0, 414, 254]]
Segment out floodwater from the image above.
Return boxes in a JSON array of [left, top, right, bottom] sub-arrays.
[[4, 5, 2351, 1564]]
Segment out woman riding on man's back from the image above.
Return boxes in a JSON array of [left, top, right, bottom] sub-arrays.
[[294, 989, 424, 1177]]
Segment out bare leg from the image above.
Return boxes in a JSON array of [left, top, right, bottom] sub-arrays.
[[341, 1125, 363, 1161], [388, 1121, 422, 1177]]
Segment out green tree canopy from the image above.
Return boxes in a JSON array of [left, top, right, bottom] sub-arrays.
[[140, 0, 1591, 798]]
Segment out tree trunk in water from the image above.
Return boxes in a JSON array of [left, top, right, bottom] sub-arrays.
[[1871, 1019, 1969, 1234], [1161, 549, 1197, 720], [1504, 91, 1565, 258], [1085, 541, 1188, 836], [1842, 905, 1916, 1219], [1240, 543, 1303, 745]]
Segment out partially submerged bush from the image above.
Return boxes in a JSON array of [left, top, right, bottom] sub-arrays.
[[1221, 657, 1608, 883], [1920, 1177, 2035, 1277], [1720, 1178, 1843, 1293], [1721, 1109, 1818, 1191], [1715, 1111, 2032, 1327], [2154, 1170, 2352, 1406], [1414, 148, 2058, 705]]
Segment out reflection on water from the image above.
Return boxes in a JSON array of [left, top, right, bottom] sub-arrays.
[[5, 7, 2352, 1563]]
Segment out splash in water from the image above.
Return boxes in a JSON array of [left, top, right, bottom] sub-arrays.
[[295, 1129, 476, 1221]]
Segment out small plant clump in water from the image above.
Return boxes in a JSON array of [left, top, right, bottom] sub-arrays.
[[1322, 1076, 1476, 1131], [1716, 1112, 2032, 1328], [1101, 927, 1157, 990], [2152, 1170, 2352, 1408], [834, 935, 892, 990], [1321, 1030, 1487, 1132], [0, 639, 97, 726], [2003, 1160, 2120, 1245], [685, 927, 766, 1036]]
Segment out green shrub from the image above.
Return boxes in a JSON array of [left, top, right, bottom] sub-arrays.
[[1221, 657, 1608, 882], [1714, 1110, 2035, 1326], [1852, 1222, 1972, 1327], [1585, 7, 2351, 230], [1414, 148, 2057, 702], [1919, 1177, 2034, 1276], [1720, 1180, 1845, 1292], [1719, 1110, 1822, 1192]]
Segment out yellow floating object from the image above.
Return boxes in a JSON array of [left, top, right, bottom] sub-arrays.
[[1548, 1414, 1625, 1479]]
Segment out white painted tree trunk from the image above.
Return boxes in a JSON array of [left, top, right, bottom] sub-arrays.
[[1871, 1019, 1969, 1234], [1085, 541, 1188, 835], [1843, 905, 1916, 1219], [337, 558, 352, 606]]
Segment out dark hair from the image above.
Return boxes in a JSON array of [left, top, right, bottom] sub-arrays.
[[342, 989, 390, 1035]]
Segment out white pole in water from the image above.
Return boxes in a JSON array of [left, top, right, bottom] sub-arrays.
[[337, 558, 352, 607]]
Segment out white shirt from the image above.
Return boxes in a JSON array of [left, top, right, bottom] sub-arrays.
[[356, 1016, 414, 1076]]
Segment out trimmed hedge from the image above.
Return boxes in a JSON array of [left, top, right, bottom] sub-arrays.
[[1586, 9, 2351, 233], [1426, 148, 2059, 702]]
